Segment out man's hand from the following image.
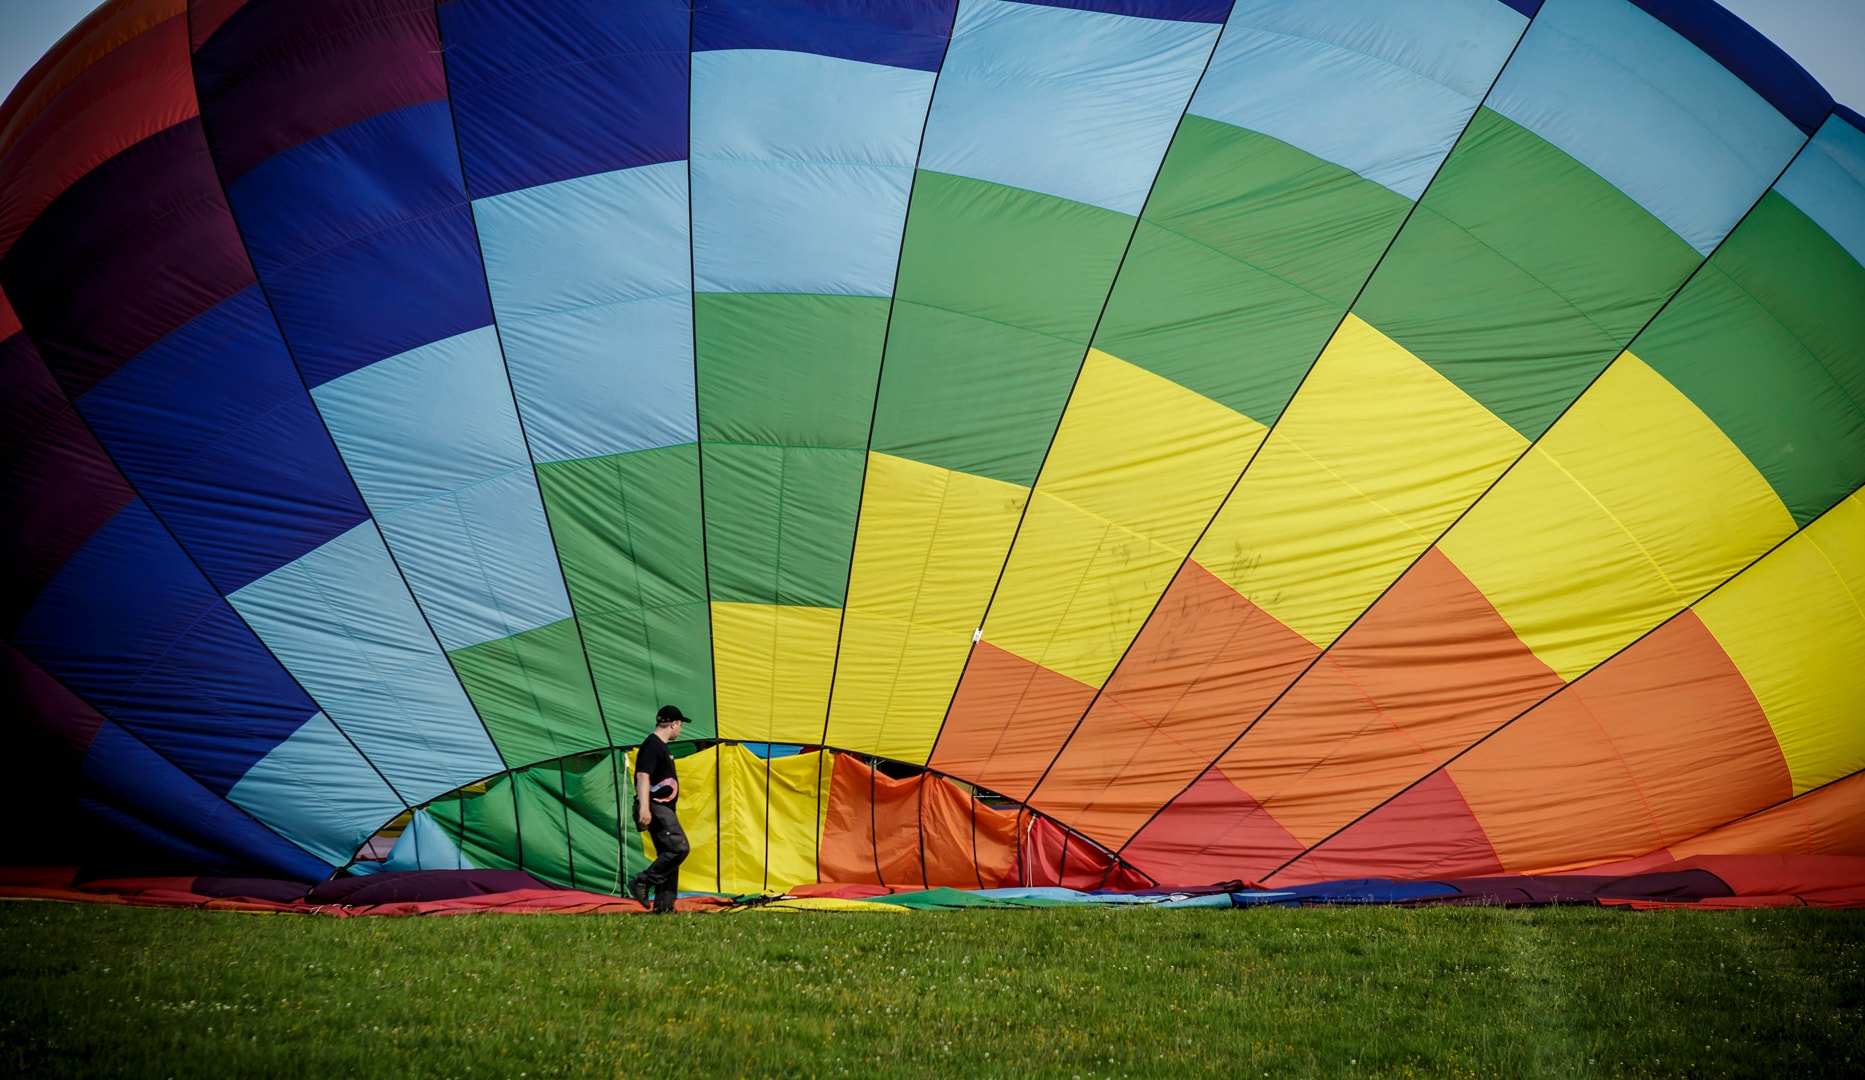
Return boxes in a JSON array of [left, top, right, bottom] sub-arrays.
[[637, 807, 651, 829]]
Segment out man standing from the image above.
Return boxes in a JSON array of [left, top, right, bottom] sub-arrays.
[[628, 705, 690, 913]]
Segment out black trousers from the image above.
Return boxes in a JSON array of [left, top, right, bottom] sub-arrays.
[[636, 802, 689, 912]]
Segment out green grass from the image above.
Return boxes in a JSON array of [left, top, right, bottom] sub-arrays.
[[2, 902, 1860, 1079]]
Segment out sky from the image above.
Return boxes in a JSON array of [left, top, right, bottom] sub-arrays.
[[2, 0, 1862, 122]]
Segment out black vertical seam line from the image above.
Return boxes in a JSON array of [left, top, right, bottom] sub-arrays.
[[813, 0, 963, 804], [10, 639, 336, 879], [1022, 813, 1036, 887], [430, 0, 615, 754], [813, 746, 827, 884], [510, 766, 524, 873], [685, 5, 720, 752], [612, 457, 663, 721], [609, 748, 626, 894], [448, 499, 559, 749], [1135, 108, 1827, 877], [809, 742, 824, 887], [762, 746, 774, 894], [869, 755, 882, 885], [1029, 10, 1542, 823], [918, 3, 1239, 778], [714, 742, 723, 893], [559, 757, 575, 889], [1068, 18, 1544, 865], [1267, 466, 1862, 885], [970, 784, 983, 888], [184, 0, 510, 780], [686, 1, 723, 892], [916, 764, 930, 886], [759, 450, 791, 888], [1094, 838, 1117, 890]]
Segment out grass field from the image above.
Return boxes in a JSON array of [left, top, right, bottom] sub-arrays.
[[2, 901, 1860, 1079]]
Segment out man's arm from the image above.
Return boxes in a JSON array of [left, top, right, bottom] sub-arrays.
[[635, 770, 652, 828]]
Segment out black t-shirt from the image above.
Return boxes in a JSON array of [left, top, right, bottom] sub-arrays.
[[636, 734, 678, 809]]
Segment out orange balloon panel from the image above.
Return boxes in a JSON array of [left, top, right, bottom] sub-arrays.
[[1672, 772, 1865, 860], [1448, 611, 1794, 872], [930, 641, 1097, 802], [1122, 767, 1304, 887], [1272, 770, 1503, 886], [1026, 560, 1317, 849], [1209, 548, 1562, 849], [0, 11, 197, 260], [818, 754, 1021, 888]]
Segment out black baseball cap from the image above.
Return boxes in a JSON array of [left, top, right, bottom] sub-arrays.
[[655, 705, 687, 725]]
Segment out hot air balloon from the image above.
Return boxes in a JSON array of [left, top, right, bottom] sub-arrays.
[[2, 0, 1861, 899]]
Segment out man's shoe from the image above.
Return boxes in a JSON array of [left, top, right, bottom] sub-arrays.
[[627, 877, 650, 906]]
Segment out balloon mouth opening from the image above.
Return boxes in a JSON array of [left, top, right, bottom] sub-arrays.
[[341, 742, 1142, 895]]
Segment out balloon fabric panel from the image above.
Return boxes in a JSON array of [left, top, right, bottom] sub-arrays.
[[74, 287, 367, 594], [1438, 352, 1796, 682], [1191, 316, 1528, 648], [1029, 561, 1318, 849], [1423, 611, 1792, 875], [1698, 490, 1865, 794], [0, 326, 133, 631], [533, 448, 714, 748], [1632, 190, 1865, 528], [0, 7, 196, 259], [1671, 771, 1865, 860], [826, 454, 1027, 764], [1352, 108, 1703, 441], [2, 118, 251, 398], [1488, 0, 1805, 256], [81, 719, 333, 881], [930, 350, 1265, 797], [1125, 547, 1561, 878], [1093, 121, 1412, 422], [711, 602, 841, 746], [3, 0, 1861, 890], [690, 26, 940, 745], [819, 754, 1021, 889], [1098, 6, 1821, 884], [1272, 770, 1506, 886]]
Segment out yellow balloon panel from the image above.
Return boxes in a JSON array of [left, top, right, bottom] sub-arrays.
[[763, 750, 831, 893], [1195, 314, 1525, 646], [1442, 353, 1795, 681], [1032, 349, 1264, 534], [711, 602, 840, 745], [983, 349, 1264, 685], [983, 493, 1183, 686], [643, 743, 721, 893], [718, 743, 766, 893], [1698, 490, 1865, 794], [827, 453, 1027, 762], [640, 745, 829, 895]]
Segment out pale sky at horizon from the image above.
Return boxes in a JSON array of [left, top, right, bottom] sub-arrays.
[[3, 0, 1862, 128]]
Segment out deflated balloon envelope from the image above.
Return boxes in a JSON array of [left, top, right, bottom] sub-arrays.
[[1, 0, 1862, 893]]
